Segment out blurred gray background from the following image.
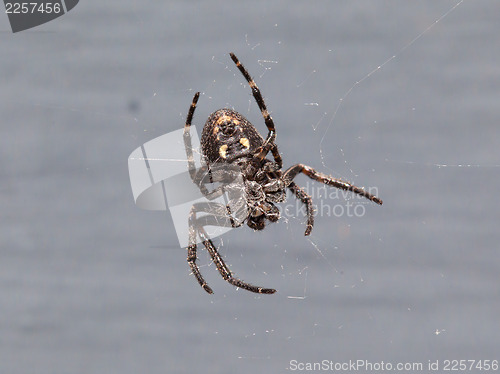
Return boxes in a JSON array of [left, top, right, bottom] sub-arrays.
[[1, 1, 499, 373]]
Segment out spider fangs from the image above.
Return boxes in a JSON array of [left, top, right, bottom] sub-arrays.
[[182, 52, 382, 295]]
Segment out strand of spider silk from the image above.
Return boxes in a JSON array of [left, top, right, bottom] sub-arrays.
[[318, 0, 466, 172], [385, 159, 500, 169]]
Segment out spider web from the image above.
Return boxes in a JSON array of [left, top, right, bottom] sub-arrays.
[[144, 2, 499, 370], [128, 0, 478, 300], [6, 2, 500, 373], [299, 0, 471, 298], [222, 0, 477, 301]]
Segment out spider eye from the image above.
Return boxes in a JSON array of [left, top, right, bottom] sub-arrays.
[[220, 122, 236, 136]]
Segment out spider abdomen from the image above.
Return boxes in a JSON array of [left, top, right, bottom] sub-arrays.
[[201, 109, 264, 164]]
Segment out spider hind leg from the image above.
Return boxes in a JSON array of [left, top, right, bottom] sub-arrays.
[[188, 203, 276, 294]]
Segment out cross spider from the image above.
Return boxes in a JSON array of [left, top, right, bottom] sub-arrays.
[[183, 52, 382, 295]]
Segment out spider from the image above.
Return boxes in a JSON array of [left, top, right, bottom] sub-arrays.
[[183, 52, 382, 295]]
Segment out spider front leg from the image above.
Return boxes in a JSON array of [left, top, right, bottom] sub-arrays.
[[184, 92, 248, 202], [187, 202, 276, 295], [230, 52, 282, 168], [284, 164, 383, 205], [183, 92, 201, 180], [183, 91, 219, 200]]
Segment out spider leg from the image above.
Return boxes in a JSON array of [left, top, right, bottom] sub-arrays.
[[187, 201, 240, 295], [183, 92, 201, 181], [230, 52, 282, 168], [184, 92, 228, 198], [200, 231, 276, 294], [188, 203, 276, 294], [187, 202, 213, 294], [288, 181, 315, 236], [184, 98, 252, 202], [183, 92, 218, 197], [283, 164, 383, 205], [187, 201, 242, 295]]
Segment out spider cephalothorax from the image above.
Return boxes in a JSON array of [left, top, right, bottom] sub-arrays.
[[183, 52, 383, 295]]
